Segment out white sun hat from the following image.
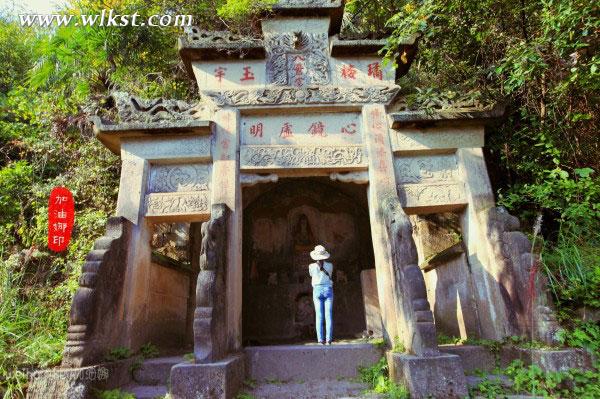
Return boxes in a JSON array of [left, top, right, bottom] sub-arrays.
[[310, 245, 330, 260]]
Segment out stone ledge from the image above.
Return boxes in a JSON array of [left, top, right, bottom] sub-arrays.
[[270, 0, 345, 35], [389, 106, 505, 128]]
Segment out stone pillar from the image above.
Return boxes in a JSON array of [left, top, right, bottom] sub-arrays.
[[458, 147, 515, 339], [211, 108, 243, 352], [363, 104, 400, 343]]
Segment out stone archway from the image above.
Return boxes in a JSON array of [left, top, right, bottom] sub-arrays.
[[242, 178, 374, 345]]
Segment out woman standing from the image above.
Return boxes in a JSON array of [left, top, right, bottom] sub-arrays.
[[308, 245, 334, 345]]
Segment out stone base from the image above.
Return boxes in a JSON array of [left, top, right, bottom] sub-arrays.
[[170, 353, 245, 399], [387, 352, 468, 399], [501, 347, 593, 372], [26, 359, 135, 399]]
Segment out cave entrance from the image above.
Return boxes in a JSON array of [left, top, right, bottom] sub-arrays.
[[242, 177, 374, 345]]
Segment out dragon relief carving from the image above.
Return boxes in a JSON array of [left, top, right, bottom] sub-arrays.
[[265, 31, 330, 86], [107, 91, 201, 124]]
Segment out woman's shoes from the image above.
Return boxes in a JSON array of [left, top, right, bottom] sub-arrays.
[[319, 341, 325, 345], [325, 341, 332, 345]]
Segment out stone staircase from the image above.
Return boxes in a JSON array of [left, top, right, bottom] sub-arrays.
[[123, 355, 184, 399], [241, 343, 383, 399]]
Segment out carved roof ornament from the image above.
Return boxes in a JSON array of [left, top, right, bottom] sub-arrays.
[[265, 30, 331, 86]]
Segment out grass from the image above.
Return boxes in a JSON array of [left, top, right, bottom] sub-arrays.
[[358, 357, 409, 399]]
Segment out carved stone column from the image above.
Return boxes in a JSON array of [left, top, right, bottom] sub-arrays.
[[194, 204, 229, 363]]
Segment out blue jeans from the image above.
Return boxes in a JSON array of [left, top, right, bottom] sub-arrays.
[[313, 285, 333, 343]]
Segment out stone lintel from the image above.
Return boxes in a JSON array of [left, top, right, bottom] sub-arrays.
[[389, 106, 505, 128], [178, 29, 266, 79], [92, 117, 212, 155], [330, 35, 418, 79], [387, 352, 468, 399], [270, 0, 345, 35], [170, 353, 245, 399]]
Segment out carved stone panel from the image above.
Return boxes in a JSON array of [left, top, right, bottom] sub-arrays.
[[391, 127, 484, 152], [148, 164, 211, 193], [265, 32, 330, 86], [397, 183, 466, 208], [145, 191, 210, 218], [240, 145, 367, 170], [394, 155, 459, 184]]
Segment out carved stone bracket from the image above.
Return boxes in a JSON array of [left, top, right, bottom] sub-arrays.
[[202, 85, 400, 107], [194, 204, 230, 363], [62, 217, 132, 367], [330, 171, 369, 184], [240, 173, 279, 186], [382, 197, 439, 356]]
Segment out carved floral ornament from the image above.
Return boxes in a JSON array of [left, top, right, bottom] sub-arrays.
[[241, 145, 366, 168]]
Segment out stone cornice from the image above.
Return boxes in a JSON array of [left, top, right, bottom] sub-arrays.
[[389, 105, 505, 128], [201, 85, 400, 107]]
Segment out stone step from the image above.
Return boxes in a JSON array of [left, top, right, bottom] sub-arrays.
[[239, 378, 384, 399], [244, 343, 382, 381], [122, 384, 168, 399], [132, 355, 185, 385]]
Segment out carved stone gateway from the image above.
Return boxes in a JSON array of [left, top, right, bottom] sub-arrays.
[[28, 1, 575, 399]]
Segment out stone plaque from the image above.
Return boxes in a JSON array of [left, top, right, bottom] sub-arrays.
[[241, 113, 362, 145], [397, 183, 466, 208], [145, 191, 210, 218], [394, 154, 459, 184], [240, 145, 366, 169], [148, 163, 211, 193]]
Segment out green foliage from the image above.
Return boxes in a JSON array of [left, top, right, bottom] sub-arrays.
[[436, 333, 462, 345], [358, 357, 409, 399], [95, 389, 135, 399], [104, 347, 132, 362], [138, 342, 160, 359], [557, 321, 600, 357], [235, 394, 257, 399]]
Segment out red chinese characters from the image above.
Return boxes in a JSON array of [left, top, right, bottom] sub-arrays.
[[280, 122, 294, 138], [240, 66, 255, 82], [292, 55, 306, 87], [250, 122, 263, 137], [341, 122, 357, 135], [48, 187, 74, 252], [367, 62, 383, 80], [308, 121, 326, 137], [214, 66, 227, 83], [340, 64, 357, 80]]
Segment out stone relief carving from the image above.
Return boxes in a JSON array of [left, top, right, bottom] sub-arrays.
[[62, 217, 132, 367], [485, 207, 562, 344], [241, 145, 366, 168], [394, 155, 458, 184], [202, 85, 399, 106], [397, 183, 466, 207], [265, 31, 330, 86], [108, 91, 201, 124], [146, 192, 210, 217], [148, 164, 211, 193], [194, 204, 229, 363], [382, 197, 439, 356]]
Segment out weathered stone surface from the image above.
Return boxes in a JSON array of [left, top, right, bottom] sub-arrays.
[[245, 344, 382, 380], [439, 345, 498, 373], [132, 356, 185, 385], [170, 354, 245, 399], [27, 359, 135, 399], [194, 204, 230, 363], [501, 347, 593, 372], [387, 352, 468, 399], [62, 217, 132, 368], [361, 269, 383, 336], [390, 126, 484, 153], [145, 191, 211, 220]]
